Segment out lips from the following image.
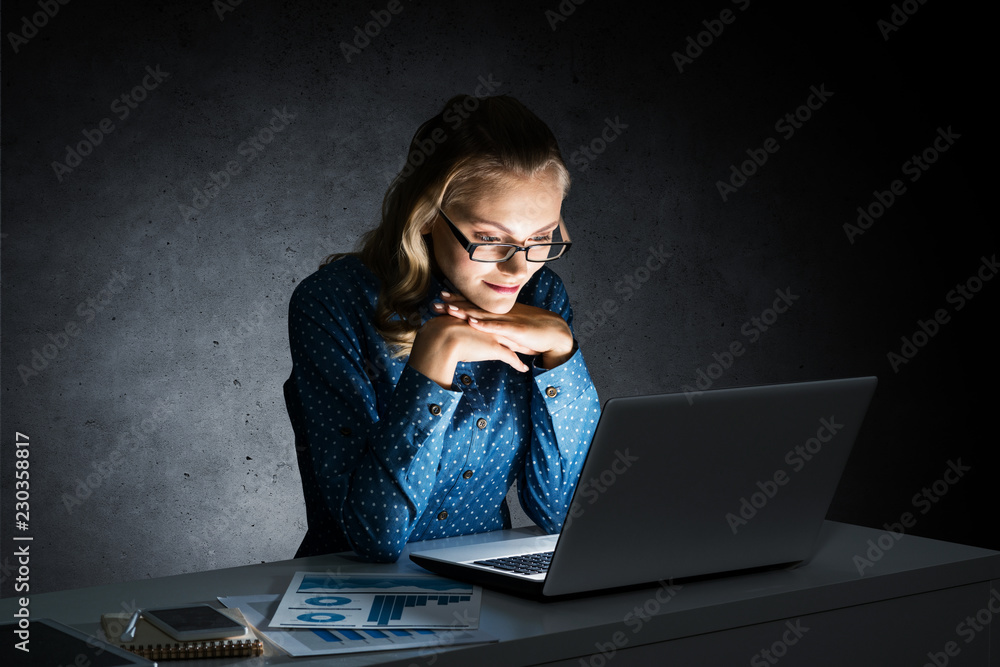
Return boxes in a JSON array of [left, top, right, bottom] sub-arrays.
[[484, 281, 520, 295]]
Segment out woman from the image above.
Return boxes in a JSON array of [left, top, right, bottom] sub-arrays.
[[283, 94, 601, 562]]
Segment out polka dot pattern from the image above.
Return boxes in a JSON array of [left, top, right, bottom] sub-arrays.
[[283, 255, 601, 562]]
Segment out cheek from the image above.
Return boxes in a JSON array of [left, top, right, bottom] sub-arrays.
[[524, 262, 545, 284], [437, 243, 485, 285], [451, 252, 485, 278], [431, 229, 465, 274]]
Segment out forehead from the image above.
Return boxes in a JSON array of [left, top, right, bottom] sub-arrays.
[[453, 174, 564, 228]]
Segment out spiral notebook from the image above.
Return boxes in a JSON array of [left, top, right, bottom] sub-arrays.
[[100, 608, 265, 661]]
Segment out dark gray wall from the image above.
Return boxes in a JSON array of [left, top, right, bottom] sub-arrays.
[[1, 0, 994, 596]]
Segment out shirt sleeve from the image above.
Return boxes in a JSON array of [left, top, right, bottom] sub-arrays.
[[285, 275, 462, 562], [516, 276, 602, 533]]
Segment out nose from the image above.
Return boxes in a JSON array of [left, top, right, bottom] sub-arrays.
[[497, 248, 528, 278]]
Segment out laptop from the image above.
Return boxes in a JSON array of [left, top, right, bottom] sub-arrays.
[[409, 376, 878, 599]]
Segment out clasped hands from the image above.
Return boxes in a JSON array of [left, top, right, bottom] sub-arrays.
[[407, 290, 575, 390]]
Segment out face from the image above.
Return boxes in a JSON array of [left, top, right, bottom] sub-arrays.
[[426, 172, 565, 314]]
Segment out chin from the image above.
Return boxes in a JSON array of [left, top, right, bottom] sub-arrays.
[[476, 298, 515, 315], [473, 289, 519, 314], [484, 302, 515, 315]]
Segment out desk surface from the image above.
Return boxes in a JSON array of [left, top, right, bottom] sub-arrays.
[[4, 521, 999, 666]]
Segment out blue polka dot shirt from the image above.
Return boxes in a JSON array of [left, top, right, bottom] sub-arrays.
[[283, 255, 601, 562]]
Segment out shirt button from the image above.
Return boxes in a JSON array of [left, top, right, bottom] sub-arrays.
[[460, 374, 472, 386], [545, 386, 558, 398], [437, 510, 448, 521], [476, 417, 487, 429], [339, 427, 352, 436], [429, 404, 441, 416], [462, 470, 474, 479]]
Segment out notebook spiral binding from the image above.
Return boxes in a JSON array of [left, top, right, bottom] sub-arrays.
[[123, 638, 264, 660]]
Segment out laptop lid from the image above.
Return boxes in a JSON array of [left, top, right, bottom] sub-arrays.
[[411, 376, 877, 598]]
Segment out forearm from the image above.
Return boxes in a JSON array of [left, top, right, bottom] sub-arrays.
[[339, 364, 462, 561], [519, 346, 602, 532]]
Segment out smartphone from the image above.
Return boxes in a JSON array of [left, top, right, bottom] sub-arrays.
[[141, 604, 247, 642]]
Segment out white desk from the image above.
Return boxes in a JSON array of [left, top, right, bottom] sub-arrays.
[[3, 521, 998, 666]]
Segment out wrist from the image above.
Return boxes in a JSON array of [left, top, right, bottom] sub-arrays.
[[539, 334, 576, 370], [409, 324, 461, 389]]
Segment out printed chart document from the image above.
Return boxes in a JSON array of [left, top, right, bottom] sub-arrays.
[[220, 594, 495, 658], [270, 572, 482, 630]]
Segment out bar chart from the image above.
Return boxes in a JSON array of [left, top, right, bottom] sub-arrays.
[[366, 594, 473, 625], [270, 572, 482, 630]]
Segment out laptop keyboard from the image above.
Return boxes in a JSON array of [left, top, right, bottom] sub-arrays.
[[473, 551, 553, 575]]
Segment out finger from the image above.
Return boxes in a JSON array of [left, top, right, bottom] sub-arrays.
[[470, 319, 542, 355], [467, 316, 520, 334], [494, 336, 540, 356], [440, 291, 489, 312], [481, 325, 539, 355], [444, 300, 500, 322], [494, 345, 530, 373], [442, 303, 470, 320], [458, 300, 516, 321], [431, 301, 469, 319], [439, 290, 467, 302], [446, 299, 483, 316]]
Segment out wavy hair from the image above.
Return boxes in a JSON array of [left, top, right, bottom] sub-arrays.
[[323, 94, 570, 357]]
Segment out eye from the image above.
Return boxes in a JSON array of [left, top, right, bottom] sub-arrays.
[[475, 233, 503, 243], [528, 234, 553, 243]]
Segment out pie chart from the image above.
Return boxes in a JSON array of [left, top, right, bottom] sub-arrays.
[[304, 596, 353, 606]]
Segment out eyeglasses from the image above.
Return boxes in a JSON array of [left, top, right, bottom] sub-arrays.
[[438, 208, 572, 263]]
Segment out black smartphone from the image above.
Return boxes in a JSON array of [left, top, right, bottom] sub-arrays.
[[141, 604, 247, 642]]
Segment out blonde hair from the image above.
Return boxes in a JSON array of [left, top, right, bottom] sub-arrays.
[[324, 94, 571, 357]]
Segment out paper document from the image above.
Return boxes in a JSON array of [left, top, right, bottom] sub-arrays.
[[220, 594, 494, 658], [269, 572, 482, 630]]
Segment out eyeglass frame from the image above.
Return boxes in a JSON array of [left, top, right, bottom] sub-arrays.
[[437, 208, 572, 263]]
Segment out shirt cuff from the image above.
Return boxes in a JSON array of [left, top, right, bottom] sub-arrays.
[[531, 342, 593, 414]]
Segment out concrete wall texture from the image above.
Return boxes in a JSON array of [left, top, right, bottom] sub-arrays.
[[1, 0, 994, 596]]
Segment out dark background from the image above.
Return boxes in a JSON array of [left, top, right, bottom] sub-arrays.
[[1, 0, 994, 597]]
